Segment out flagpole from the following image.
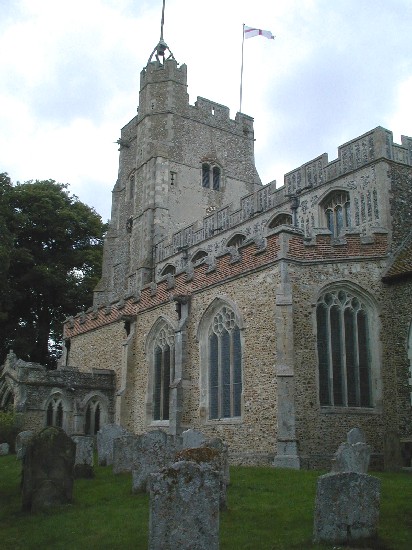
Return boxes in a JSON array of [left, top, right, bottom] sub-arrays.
[[239, 23, 245, 113]]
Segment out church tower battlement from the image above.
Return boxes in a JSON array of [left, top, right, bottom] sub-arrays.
[[94, 18, 262, 307]]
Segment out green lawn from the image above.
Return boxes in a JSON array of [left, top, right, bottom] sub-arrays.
[[1, 455, 411, 549]]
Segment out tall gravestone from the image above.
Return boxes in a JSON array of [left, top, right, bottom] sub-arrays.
[[148, 461, 220, 550], [313, 427, 381, 545], [97, 423, 129, 466], [21, 427, 76, 512], [131, 430, 178, 493], [72, 435, 94, 478], [176, 437, 230, 510]]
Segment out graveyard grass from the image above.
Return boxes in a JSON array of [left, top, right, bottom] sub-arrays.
[[1, 455, 411, 549]]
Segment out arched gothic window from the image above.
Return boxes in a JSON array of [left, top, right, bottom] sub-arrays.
[[323, 191, 351, 237], [316, 289, 373, 408], [202, 163, 221, 190], [191, 250, 208, 264], [160, 264, 176, 277], [269, 213, 292, 228], [85, 398, 102, 435], [46, 396, 64, 428], [152, 323, 175, 421], [208, 306, 242, 419], [227, 234, 246, 249]]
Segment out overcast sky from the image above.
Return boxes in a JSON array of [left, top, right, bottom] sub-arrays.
[[1, 0, 412, 221]]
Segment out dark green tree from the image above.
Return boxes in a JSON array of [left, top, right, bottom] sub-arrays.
[[0, 176, 106, 368]]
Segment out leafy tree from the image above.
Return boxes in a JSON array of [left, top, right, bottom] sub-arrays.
[[0, 176, 106, 368]]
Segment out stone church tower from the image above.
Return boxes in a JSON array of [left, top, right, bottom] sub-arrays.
[[94, 37, 262, 305]]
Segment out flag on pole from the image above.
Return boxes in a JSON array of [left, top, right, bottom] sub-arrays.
[[244, 26, 275, 40]]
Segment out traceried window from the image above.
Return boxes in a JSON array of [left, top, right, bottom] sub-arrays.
[[153, 324, 175, 421], [46, 396, 64, 427], [316, 289, 372, 408], [323, 191, 351, 237], [202, 163, 221, 190], [208, 306, 242, 419]]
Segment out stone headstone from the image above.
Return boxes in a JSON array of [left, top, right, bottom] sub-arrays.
[[313, 472, 381, 544], [182, 428, 206, 449], [21, 426, 76, 512], [313, 428, 380, 545], [148, 461, 220, 550], [97, 423, 130, 466], [346, 426, 366, 445], [176, 444, 228, 510], [131, 430, 178, 493], [0, 442, 10, 455], [383, 430, 402, 471], [202, 437, 230, 486], [72, 435, 94, 478], [331, 427, 370, 474], [113, 435, 140, 474], [15, 430, 34, 460]]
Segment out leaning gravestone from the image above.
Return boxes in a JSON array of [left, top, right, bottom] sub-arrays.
[[97, 423, 129, 466], [21, 426, 76, 512], [148, 461, 220, 550], [15, 430, 34, 460], [131, 430, 178, 493], [72, 435, 94, 478], [313, 427, 381, 545]]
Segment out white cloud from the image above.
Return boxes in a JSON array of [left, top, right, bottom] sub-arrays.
[[1, 0, 412, 220]]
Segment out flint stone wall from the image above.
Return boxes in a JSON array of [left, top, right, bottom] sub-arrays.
[[148, 461, 220, 550]]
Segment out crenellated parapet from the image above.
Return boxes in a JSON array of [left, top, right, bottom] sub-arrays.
[[154, 126, 410, 265], [285, 127, 412, 195], [66, 227, 388, 339]]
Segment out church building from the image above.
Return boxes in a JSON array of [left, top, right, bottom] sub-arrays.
[[2, 30, 412, 469]]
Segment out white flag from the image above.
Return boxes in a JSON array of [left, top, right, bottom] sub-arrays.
[[244, 26, 275, 40]]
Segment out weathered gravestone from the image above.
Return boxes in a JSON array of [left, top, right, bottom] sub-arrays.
[[148, 461, 220, 550], [113, 434, 140, 474], [0, 442, 10, 455], [313, 427, 381, 545], [72, 435, 94, 478], [176, 437, 230, 510], [383, 430, 402, 471], [97, 423, 129, 466], [182, 428, 206, 449], [21, 426, 76, 512], [131, 430, 178, 493], [15, 430, 34, 460]]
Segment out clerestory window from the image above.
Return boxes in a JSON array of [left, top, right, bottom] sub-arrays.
[[323, 191, 351, 237], [208, 306, 242, 419], [316, 289, 372, 408]]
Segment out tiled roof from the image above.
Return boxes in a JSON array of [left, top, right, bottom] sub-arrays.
[[382, 232, 412, 282]]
